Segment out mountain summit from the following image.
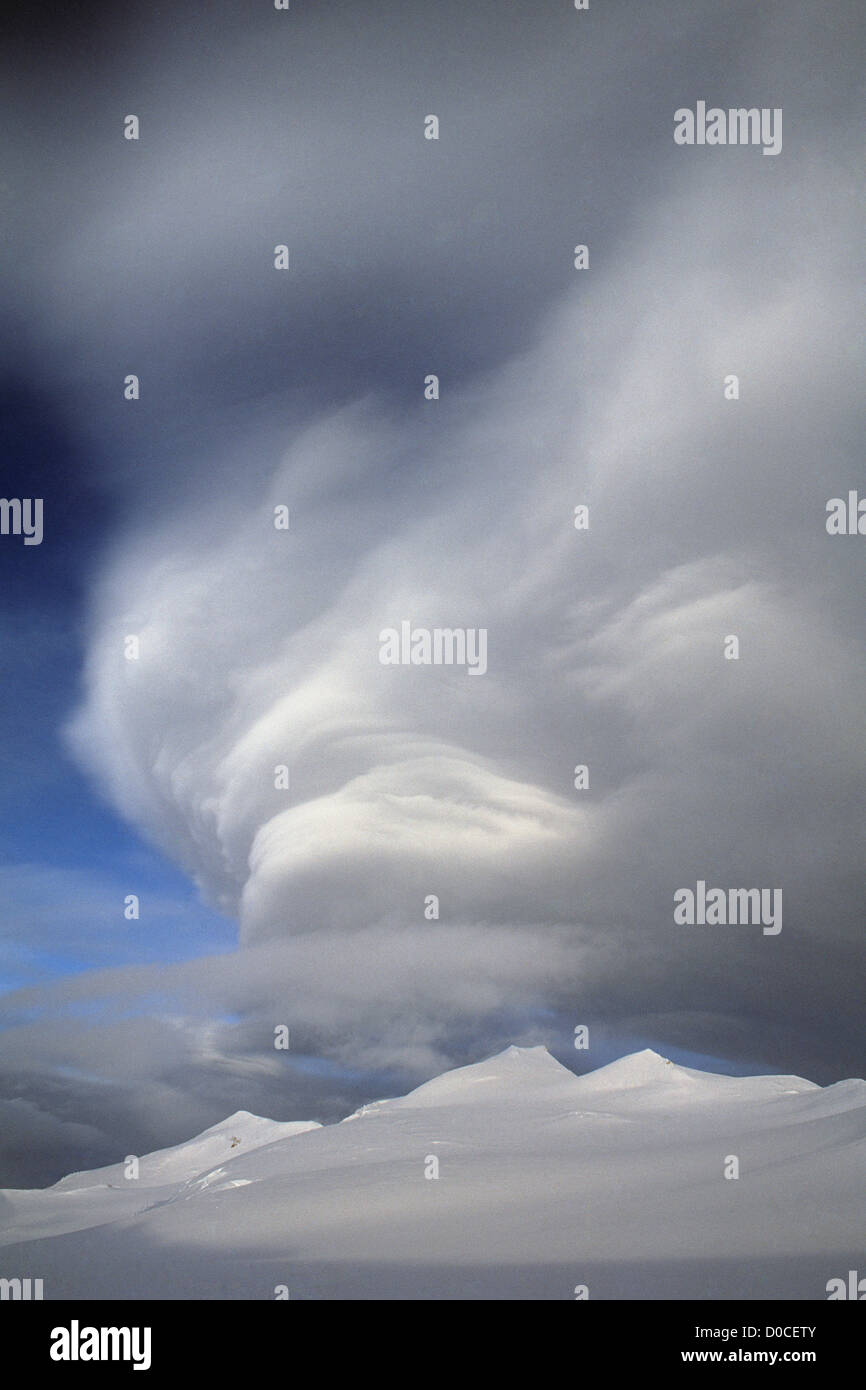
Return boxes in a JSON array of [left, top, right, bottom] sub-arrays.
[[343, 1043, 579, 1119]]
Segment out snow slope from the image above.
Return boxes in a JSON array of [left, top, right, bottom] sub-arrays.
[[1, 1046, 863, 1300], [53, 1111, 321, 1191]]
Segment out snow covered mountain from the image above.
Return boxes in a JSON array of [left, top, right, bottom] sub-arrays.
[[1, 1046, 863, 1300]]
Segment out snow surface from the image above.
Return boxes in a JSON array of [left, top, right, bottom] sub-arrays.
[[1, 1046, 863, 1299]]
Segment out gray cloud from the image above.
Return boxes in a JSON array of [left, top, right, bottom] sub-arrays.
[[64, 167, 865, 1059]]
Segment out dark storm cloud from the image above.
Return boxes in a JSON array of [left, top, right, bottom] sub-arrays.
[[7, 0, 859, 494]]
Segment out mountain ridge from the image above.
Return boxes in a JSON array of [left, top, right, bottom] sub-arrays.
[[2, 1043, 864, 1300], [7, 1046, 858, 1198]]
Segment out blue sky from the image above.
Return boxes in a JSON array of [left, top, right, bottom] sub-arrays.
[[0, 379, 236, 996]]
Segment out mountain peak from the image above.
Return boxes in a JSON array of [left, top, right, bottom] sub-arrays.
[[499, 1043, 555, 1060], [343, 1043, 578, 1120], [572, 1049, 819, 1107], [573, 1048, 687, 1093]]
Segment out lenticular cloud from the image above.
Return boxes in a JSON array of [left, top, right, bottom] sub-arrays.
[[66, 294, 606, 954], [65, 203, 866, 1067]]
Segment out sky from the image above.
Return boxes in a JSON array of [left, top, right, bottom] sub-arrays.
[[0, 0, 864, 1187]]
